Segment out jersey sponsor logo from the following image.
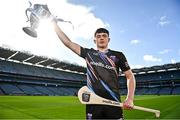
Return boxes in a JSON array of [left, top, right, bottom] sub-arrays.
[[90, 61, 115, 70], [110, 55, 117, 62], [102, 99, 120, 106], [93, 52, 99, 56]]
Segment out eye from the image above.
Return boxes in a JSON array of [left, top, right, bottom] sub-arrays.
[[102, 34, 108, 38], [96, 35, 101, 38]]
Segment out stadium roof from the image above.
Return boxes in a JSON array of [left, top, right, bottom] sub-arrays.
[[0, 47, 179, 74], [132, 63, 180, 74], [0, 47, 86, 73]]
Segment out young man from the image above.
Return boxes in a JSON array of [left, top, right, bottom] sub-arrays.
[[53, 21, 136, 119]]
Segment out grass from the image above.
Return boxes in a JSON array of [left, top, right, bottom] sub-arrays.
[[0, 95, 180, 119]]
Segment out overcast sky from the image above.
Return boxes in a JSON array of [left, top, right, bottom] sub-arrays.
[[0, 0, 179, 68]]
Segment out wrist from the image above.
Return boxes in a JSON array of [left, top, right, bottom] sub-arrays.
[[125, 96, 134, 101]]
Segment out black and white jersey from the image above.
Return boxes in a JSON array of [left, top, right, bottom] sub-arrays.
[[80, 47, 130, 102]]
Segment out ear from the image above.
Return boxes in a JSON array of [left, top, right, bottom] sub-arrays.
[[108, 38, 110, 42], [94, 39, 96, 44]]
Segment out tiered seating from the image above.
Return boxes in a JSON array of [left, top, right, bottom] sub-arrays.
[[17, 84, 42, 95], [46, 86, 65, 95], [0, 83, 24, 95], [135, 87, 149, 95], [0, 58, 180, 96], [0, 59, 84, 96], [146, 87, 160, 95], [0, 88, 4, 95], [119, 69, 180, 95], [120, 88, 127, 95], [133, 70, 180, 82], [58, 87, 75, 95], [158, 87, 172, 95], [172, 87, 180, 94], [33, 85, 55, 96]]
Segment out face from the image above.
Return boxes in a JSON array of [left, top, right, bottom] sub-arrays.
[[94, 33, 110, 49]]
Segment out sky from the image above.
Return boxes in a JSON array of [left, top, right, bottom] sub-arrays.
[[0, 0, 179, 68]]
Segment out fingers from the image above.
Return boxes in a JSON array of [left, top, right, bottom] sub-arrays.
[[123, 103, 134, 110]]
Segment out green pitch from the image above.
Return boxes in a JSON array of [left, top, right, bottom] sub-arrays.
[[0, 95, 180, 119]]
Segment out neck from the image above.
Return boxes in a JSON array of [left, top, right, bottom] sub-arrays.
[[97, 47, 108, 53]]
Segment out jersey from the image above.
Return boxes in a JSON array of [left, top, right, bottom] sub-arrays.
[[80, 47, 130, 102]]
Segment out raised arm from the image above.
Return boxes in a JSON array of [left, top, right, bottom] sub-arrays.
[[52, 21, 81, 56]]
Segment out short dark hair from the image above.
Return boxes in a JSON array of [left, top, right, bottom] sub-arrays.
[[94, 28, 109, 37]]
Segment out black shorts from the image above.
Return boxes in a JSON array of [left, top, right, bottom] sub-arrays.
[[86, 104, 124, 119]]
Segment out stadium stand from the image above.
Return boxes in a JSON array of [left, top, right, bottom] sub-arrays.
[[0, 47, 180, 96], [172, 87, 180, 94], [0, 89, 4, 95], [119, 64, 180, 95], [0, 83, 25, 95]]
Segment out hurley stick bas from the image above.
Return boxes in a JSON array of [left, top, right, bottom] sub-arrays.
[[78, 86, 160, 118]]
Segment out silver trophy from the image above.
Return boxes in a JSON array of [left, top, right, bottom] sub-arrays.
[[23, 1, 73, 38]]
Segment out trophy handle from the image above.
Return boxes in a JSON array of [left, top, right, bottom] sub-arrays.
[[28, 0, 32, 7], [25, 8, 33, 22], [56, 18, 74, 30], [25, 1, 33, 22]]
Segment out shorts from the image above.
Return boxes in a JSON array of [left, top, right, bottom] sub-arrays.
[[86, 104, 124, 120]]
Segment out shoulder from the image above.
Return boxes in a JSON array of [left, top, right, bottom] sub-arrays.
[[80, 47, 96, 58], [81, 47, 95, 52], [108, 49, 125, 57]]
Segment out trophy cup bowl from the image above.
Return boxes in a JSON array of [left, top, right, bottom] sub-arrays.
[[22, 3, 51, 38], [23, 2, 73, 38]]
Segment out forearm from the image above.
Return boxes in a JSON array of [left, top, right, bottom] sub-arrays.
[[52, 21, 81, 55], [125, 70, 136, 100], [53, 22, 72, 47], [126, 75, 136, 100], [123, 70, 136, 109]]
